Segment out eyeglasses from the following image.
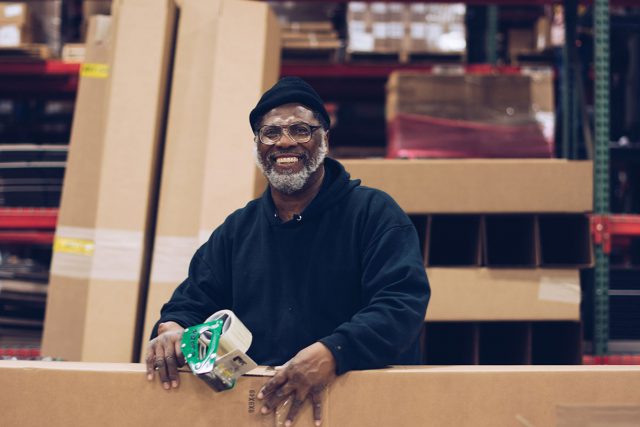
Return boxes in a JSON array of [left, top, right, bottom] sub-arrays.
[[256, 122, 323, 145]]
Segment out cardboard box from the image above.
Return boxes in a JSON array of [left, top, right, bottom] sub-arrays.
[[341, 159, 593, 213], [2, 361, 640, 427], [508, 27, 535, 58], [426, 268, 580, 321], [41, 0, 177, 362], [0, 2, 27, 25], [141, 0, 280, 352]]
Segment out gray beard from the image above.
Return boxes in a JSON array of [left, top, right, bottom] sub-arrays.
[[254, 139, 328, 195]]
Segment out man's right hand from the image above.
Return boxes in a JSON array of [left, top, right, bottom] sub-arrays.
[[145, 321, 185, 390]]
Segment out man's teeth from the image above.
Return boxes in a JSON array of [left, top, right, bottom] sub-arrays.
[[275, 157, 299, 164]]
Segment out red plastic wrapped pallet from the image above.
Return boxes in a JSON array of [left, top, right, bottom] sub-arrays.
[[386, 69, 555, 159]]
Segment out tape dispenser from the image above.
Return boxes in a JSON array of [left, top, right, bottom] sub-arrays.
[[181, 310, 257, 391]]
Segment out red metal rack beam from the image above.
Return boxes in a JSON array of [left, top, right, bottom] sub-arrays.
[[0, 231, 54, 245], [0, 61, 80, 76], [0, 208, 58, 230], [591, 214, 640, 254]]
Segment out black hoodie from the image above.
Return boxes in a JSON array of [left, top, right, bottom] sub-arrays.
[[154, 158, 430, 374]]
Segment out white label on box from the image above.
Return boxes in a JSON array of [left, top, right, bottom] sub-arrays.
[[372, 22, 387, 38], [388, 4, 405, 13], [0, 25, 20, 47], [150, 236, 200, 284], [387, 22, 404, 39], [538, 276, 581, 305], [411, 23, 427, 39], [349, 31, 375, 52], [4, 4, 23, 18], [349, 20, 366, 33]]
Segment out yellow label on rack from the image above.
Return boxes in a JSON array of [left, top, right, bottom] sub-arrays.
[[80, 63, 109, 79], [54, 237, 95, 256]]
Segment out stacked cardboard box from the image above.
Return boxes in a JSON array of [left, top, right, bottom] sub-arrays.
[[281, 22, 341, 52], [41, 0, 177, 362], [507, 16, 554, 63], [405, 3, 466, 56], [346, 2, 466, 61], [386, 68, 555, 158], [347, 2, 406, 56], [0, 2, 27, 46], [2, 361, 640, 426], [270, 2, 340, 60], [140, 0, 280, 351]]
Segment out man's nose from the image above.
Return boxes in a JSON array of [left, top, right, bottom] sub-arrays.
[[275, 130, 298, 148]]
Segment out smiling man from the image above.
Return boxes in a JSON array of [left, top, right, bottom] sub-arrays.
[[146, 77, 430, 426]]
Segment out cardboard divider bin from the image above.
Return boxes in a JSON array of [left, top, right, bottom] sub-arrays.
[[426, 215, 482, 266], [532, 321, 582, 364], [424, 322, 479, 364], [408, 214, 428, 260], [537, 214, 593, 267], [424, 321, 582, 366], [479, 322, 532, 364], [484, 214, 538, 267]]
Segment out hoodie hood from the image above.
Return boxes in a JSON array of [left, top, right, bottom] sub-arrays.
[[261, 157, 360, 225]]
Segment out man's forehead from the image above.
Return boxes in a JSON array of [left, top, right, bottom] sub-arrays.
[[262, 103, 317, 125]]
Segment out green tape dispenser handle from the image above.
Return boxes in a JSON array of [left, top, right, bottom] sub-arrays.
[[181, 319, 224, 375]]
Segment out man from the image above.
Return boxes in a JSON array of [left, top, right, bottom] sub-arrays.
[[146, 77, 430, 426]]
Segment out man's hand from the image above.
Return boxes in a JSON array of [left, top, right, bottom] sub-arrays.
[[145, 321, 185, 390], [258, 342, 337, 427]]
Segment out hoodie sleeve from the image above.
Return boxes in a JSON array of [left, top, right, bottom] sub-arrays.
[[319, 216, 430, 374], [150, 227, 232, 339]]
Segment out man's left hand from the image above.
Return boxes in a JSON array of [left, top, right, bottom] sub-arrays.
[[258, 342, 337, 427]]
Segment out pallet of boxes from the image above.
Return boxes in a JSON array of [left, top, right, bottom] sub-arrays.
[[0, 2, 44, 59], [346, 2, 466, 63]]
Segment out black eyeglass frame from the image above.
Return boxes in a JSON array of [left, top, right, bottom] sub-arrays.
[[255, 122, 323, 145]]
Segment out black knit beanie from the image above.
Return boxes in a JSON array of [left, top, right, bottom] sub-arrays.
[[249, 76, 330, 131]]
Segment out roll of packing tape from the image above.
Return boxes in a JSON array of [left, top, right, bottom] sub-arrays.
[[205, 310, 252, 355]]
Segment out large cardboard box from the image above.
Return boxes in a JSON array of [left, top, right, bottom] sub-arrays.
[[426, 268, 580, 321], [2, 361, 640, 427], [41, 0, 177, 362], [341, 159, 593, 213], [141, 0, 280, 351]]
